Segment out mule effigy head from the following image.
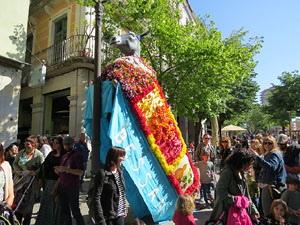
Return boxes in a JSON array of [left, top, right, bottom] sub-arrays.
[[110, 31, 149, 57]]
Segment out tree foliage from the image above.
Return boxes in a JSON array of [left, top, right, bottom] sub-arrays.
[[223, 104, 273, 134], [77, 0, 263, 123], [218, 72, 260, 129], [264, 71, 300, 128]]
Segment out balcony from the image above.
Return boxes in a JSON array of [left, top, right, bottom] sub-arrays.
[[34, 35, 95, 66], [24, 35, 96, 79]]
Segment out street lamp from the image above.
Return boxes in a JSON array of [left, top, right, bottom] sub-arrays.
[[91, 0, 106, 175]]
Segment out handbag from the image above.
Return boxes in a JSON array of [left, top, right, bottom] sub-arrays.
[[50, 151, 75, 202], [268, 184, 281, 200]]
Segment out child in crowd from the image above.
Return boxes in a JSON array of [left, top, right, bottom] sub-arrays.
[[196, 150, 214, 208], [247, 167, 260, 210], [172, 194, 196, 225], [280, 175, 300, 225], [259, 199, 295, 225]]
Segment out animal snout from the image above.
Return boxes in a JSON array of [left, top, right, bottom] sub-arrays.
[[110, 36, 121, 45]]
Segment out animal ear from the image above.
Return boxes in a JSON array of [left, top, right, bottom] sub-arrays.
[[137, 31, 150, 41]]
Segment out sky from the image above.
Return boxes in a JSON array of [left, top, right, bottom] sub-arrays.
[[188, 0, 300, 97]]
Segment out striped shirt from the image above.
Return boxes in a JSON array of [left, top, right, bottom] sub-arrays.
[[113, 170, 126, 216]]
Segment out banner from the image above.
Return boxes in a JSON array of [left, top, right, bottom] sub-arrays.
[[109, 84, 178, 222], [83, 82, 113, 162]]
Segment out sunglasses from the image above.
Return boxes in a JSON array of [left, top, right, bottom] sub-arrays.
[[221, 141, 228, 143], [204, 138, 210, 140], [263, 142, 273, 146]]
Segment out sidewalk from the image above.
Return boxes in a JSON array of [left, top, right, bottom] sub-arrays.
[[30, 177, 213, 225]]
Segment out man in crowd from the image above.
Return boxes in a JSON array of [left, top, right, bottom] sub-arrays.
[[73, 133, 90, 190], [278, 134, 300, 181], [194, 134, 216, 163]]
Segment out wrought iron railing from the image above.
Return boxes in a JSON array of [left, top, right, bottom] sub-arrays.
[[31, 35, 95, 67]]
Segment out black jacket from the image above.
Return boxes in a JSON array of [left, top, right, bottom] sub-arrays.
[[284, 143, 300, 167], [93, 164, 126, 225]]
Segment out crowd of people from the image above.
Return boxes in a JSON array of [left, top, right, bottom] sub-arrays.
[[0, 134, 90, 225], [1, 131, 300, 225], [189, 132, 300, 225]]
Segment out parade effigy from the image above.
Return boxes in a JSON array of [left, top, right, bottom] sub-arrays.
[[84, 32, 199, 222], [102, 55, 200, 196]]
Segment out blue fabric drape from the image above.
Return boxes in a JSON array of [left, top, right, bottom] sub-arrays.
[[83, 82, 178, 222], [108, 84, 178, 222]]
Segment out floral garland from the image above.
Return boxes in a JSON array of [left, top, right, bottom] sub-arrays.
[[136, 83, 184, 165], [102, 57, 157, 100], [102, 56, 200, 195]]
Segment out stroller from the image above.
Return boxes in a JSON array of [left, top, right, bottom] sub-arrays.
[[0, 202, 19, 225], [11, 175, 36, 224]]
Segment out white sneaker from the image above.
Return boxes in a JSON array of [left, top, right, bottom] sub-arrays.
[[200, 198, 205, 204]]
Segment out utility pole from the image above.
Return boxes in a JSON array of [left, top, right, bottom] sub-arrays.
[[289, 111, 292, 138], [91, 0, 104, 175]]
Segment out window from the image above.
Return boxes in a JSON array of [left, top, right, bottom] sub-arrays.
[[52, 16, 67, 63], [54, 16, 67, 44], [25, 34, 33, 64]]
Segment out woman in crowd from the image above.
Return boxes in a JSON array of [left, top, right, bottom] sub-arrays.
[[0, 143, 14, 206], [255, 134, 263, 144], [54, 136, 85, 225], [241, 135, 249, 149], [249, 138, 264, 181], [37, 135, 52, 158], [209, 149, 260, 224], [13, 135, 44, 225], [35, 136, 65, 225], [5, 143, 18, 167], [219, 137, 233, 170], [93, 146, 127, 225], [249, 135, 287, 217]]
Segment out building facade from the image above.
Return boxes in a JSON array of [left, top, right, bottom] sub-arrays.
[[0, 0, 30, 147], [260, 87, 274, 105], [18, 0, 197, 144], [20, 0, 95, 140]]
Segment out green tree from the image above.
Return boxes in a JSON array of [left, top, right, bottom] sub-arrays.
[[77, 0, 263, 142], [218, 72, 260, 134], [246, 104, 273, 134], [264, 71, 300, 130]]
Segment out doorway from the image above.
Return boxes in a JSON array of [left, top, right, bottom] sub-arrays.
[[18, 98, 33, 141], [44, 89, 70, 135]]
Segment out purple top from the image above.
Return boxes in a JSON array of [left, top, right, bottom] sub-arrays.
[[59, 151, 83, 188]]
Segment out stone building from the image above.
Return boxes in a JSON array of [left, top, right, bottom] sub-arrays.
[[0, 0, 30, 147], [19, 0, 197, 143]]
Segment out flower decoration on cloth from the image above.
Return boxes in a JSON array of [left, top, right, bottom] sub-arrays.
[[226, 195, 252, 225], [102, 56, 200, 195], [102, 57, 157, 99]]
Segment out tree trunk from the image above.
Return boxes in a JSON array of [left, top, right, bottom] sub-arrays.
[[218, 118, 225, 139], [194, 121, 202, 148]]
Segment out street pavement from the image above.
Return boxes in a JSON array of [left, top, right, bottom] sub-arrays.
[[30, 178, 213, 225]]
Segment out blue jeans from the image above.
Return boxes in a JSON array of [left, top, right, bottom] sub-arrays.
[[59, 186, 85, 225], [200, 183, 213, 203], [80, 162, 87, 185]]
